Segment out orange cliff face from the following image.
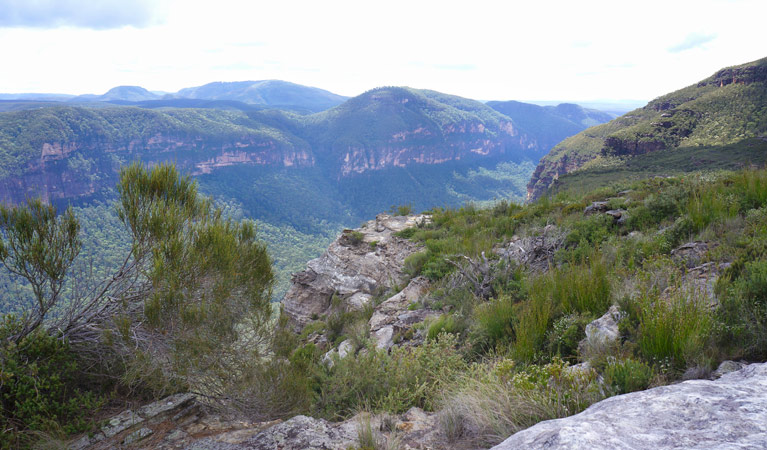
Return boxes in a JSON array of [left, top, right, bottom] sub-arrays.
[[0, 133, 315, 204], [335, 119, 536, 178]]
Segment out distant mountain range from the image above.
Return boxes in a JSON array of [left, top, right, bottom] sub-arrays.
[[0, 85, 613, 209], [0, 80, 350, 114], [527, 56, 767, 199]]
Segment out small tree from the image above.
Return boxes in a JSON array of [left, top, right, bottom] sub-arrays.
[[0, 200, 80, 343], [0, 163, 295, 421]]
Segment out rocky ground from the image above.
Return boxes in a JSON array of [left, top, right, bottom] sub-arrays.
[[70, 212, 767, 449]]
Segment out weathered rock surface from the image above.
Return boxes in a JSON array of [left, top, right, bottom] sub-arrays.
[[491, 362, 767, 450], [584, 201, 609, 215], [186, 408, 442, 450], [282, 214, 428, 331], [188, 415, 357, 450], [70, 393, 276, 450], [582, 305, 622, 350], [322, 339, 355, 368]]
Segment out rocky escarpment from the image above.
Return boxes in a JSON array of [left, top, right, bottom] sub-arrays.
[[526, 56, 767, 200], [491, 362, 767, 449], [0, 107, 314, 204], [698, 63, 767, 87], [281, 213, 429, 332]]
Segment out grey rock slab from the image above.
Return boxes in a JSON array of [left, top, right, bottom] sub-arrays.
[[373, 325, 395, 350], [101, 409, 144, 438], [584, 201, 609, 215], [187, 415, 356, 450], [713, 360, 747, 379], [584, 305, 622, 346], [369, 276, 430, 332], [138, 393, 195, 419], [123, 427, 153, 445], [491, 362, 767, 450]]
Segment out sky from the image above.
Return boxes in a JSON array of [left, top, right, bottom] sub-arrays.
[[0, 0, 765, 103]]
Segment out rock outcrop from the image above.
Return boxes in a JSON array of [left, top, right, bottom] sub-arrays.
[[491, 362, 767, 450], [188, 415, 357, 450], [282, 214, 428, 332], [494, 225, 566, 273], [70, 394, 280, 450], [368, 276, 438, 350]]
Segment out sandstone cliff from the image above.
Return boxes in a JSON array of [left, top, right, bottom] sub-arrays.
[[527, 56, 767, 200], [281, 213, 428, 332]]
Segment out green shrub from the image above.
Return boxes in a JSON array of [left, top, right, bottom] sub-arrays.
[[733, 168, 767, 211], [348, 231, 365, 245], [545, 314, 589, 362], [391, 204, 414, 216], [512, 287, 555, 363], [427, 314, 464, 341], [0, 319, 104, 449], [472, 295, 515, 352], [403, 251, 428, 276], [315, 334, 466, 419], [564, 214, 614, 248], [718, 259, 767, 359], [603, 358, 654, 394], [636, 290, 713, 371], [440, 357, 605, 446]]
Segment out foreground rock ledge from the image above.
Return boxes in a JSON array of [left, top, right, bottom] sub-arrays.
[[492, 362, 767, 450]]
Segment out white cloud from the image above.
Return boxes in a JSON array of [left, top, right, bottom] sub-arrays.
[[0, 0, 764, 102]]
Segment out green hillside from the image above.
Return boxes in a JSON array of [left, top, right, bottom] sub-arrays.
[[175, 80, 349, 113], [528, 57, 767, 199], [487, 100, 613, 151], [0, 89, 608, 304]]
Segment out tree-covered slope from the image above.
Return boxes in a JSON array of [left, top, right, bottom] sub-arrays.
[[528, 56, 767, 199], [175, 80, 349, 113], [486, 100, 613, 152], [0, 88, 609, 302]]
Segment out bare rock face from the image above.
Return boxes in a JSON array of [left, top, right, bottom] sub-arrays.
[[282, 214, 428, 331], [368, 276, 440, 350], [491, 362, 767, 450]]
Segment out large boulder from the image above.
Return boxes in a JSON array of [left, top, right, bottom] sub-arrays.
[[491, 363, 767, 449], [282, 214, 428, 331]]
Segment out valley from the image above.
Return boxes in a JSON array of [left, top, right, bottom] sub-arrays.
[[3, 55, 767, 450]]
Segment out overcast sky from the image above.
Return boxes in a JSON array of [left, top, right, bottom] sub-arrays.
[[0, 0, 764, 102]]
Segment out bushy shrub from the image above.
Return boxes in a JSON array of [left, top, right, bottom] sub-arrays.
[[427, 314, 464, 341], [315, 334, 466, 419], [471, 295, 515, 352], [603, 358, 654, 394], [635, 290, 713, 371], [348, 231, 365, 245], [718, 259, 767, 359], [545, 314, 589, 362], [512, 258, 611, 362], [0, 318, 104, 449], [564, 214, 614, 248], [403, 251, 428, 276], [439, 357, 605, 446]]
